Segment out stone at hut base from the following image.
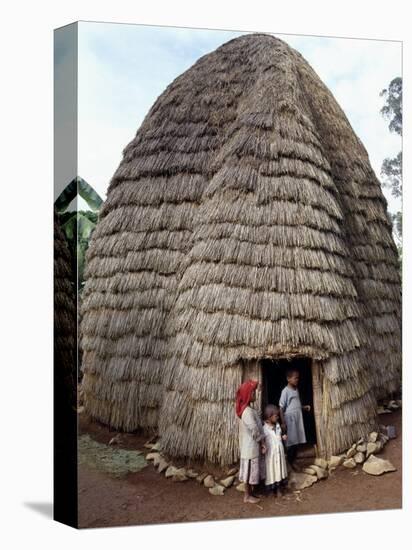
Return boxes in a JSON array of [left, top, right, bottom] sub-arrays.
[[151, 442, 161, 451], [196, 473, 208, 484], [146, 452, 161, 465], [288, 472, 318, 490], [362, 455, 396, 476], [379, 433, 389, 445], [186, 469, 199, 478], [165, 465, 180, 478], [314, 458, 328, 470], [343, 458, 357, 469], [209, 484, 225, 496], [226, 467, 239, 476], [328, 455, 344, 470], [387, 400, 399, 410], [366, 441, 382, 458], [354, 452, 365, 464], [109, 434, 122, 446], [203, 475, 215, 488], [172, 471, 188, 482], [346, 445, 357, 458], [309, 464, 328, 480], [356, 442, 367, 453], [303, 467, 316, 475], [220, 475, 235, 488], [157, 457, 169, 473], [236, 482, 246, 492], [377, 406, 391, 415], [386, 425, 397, 439], [77, 406, 85, 414], [368, 432, 379, 443]]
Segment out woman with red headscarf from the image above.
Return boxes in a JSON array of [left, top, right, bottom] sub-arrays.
[[236, 379, 266, 504]]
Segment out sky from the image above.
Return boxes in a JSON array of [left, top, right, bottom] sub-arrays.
[[55, 21, 402, 214]]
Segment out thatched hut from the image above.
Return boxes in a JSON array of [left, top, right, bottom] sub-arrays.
[[80, 34, 401, 465]]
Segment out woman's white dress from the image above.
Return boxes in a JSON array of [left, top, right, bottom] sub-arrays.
[[263, 422, 288, 485]]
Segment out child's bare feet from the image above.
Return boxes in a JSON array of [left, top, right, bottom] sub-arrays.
[[244, 495, 260, 504]]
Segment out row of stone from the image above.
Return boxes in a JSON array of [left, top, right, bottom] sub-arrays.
[[145, 443, 238, 496], [145, 427, 396, 495], [289, 429, 396, 491], [340, 430, 393, 471], [330, 429, 397, 476]]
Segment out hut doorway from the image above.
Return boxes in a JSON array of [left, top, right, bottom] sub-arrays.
[[261, 357, 317, 449]]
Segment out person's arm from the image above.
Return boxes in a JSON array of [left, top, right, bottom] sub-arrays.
[[279, 408, 286, 432], [279, 390, 287, 432], [279, 422, 288, 441], [261, 425, 271, 455], [242, 408, 265, 443]]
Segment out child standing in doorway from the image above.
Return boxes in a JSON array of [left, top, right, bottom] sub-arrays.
[[263, 404, 288, 496], [236, 379, 266, 504], [279, 369, 311, 470]]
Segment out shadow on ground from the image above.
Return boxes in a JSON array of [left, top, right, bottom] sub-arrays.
[[24, 502, 53, 519]]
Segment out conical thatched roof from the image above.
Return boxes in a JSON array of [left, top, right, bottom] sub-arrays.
[[80, 34, 401, 464]]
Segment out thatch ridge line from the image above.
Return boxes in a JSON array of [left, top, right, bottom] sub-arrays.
[[90, 222, 351, 255], [166, 319, 367, 354], [82, 303, 363, 325], [82, 286, 363, 311], [86, 246, 360, 279]]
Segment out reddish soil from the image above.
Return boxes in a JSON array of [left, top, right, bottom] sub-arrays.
[[78, 410, 402, 529]]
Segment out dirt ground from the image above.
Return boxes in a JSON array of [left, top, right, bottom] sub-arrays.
[[78, 410, 402, 529]]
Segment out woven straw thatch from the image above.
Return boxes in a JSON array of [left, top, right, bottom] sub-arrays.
[[80, 34, 401, 464], [54, 210, 76, 407]]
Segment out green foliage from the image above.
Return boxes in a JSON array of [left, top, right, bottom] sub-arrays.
[[55, 178, 101, 290], [55, 176, 103, 212], [78, 435, 147, 477], [391, 211, 402, 238], [380, 77, 402, 269], [380, 76, 402, 136], [381, 151, 402, 199]]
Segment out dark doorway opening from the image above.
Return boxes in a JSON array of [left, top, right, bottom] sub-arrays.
[[261, 357, 317, 445]]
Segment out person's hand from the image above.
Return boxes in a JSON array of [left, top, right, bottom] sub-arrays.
[[282, 434, 288, 441], [303, 405, 311, 412], [261, 443, 267, 455]]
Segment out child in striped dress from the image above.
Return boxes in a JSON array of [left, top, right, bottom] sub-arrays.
[[236, 379, 266, 504]]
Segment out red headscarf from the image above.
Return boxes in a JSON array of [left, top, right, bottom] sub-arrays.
[[236, 379, 258, 418]]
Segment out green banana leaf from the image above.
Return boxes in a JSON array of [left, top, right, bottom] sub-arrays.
[[58, 210, 99, 290], [55, 176, 103, 212]]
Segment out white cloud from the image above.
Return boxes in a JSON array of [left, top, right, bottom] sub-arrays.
[[76, 24, 401, 214], [77, 22, 244, 208], [276, 34, 402, 213]]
